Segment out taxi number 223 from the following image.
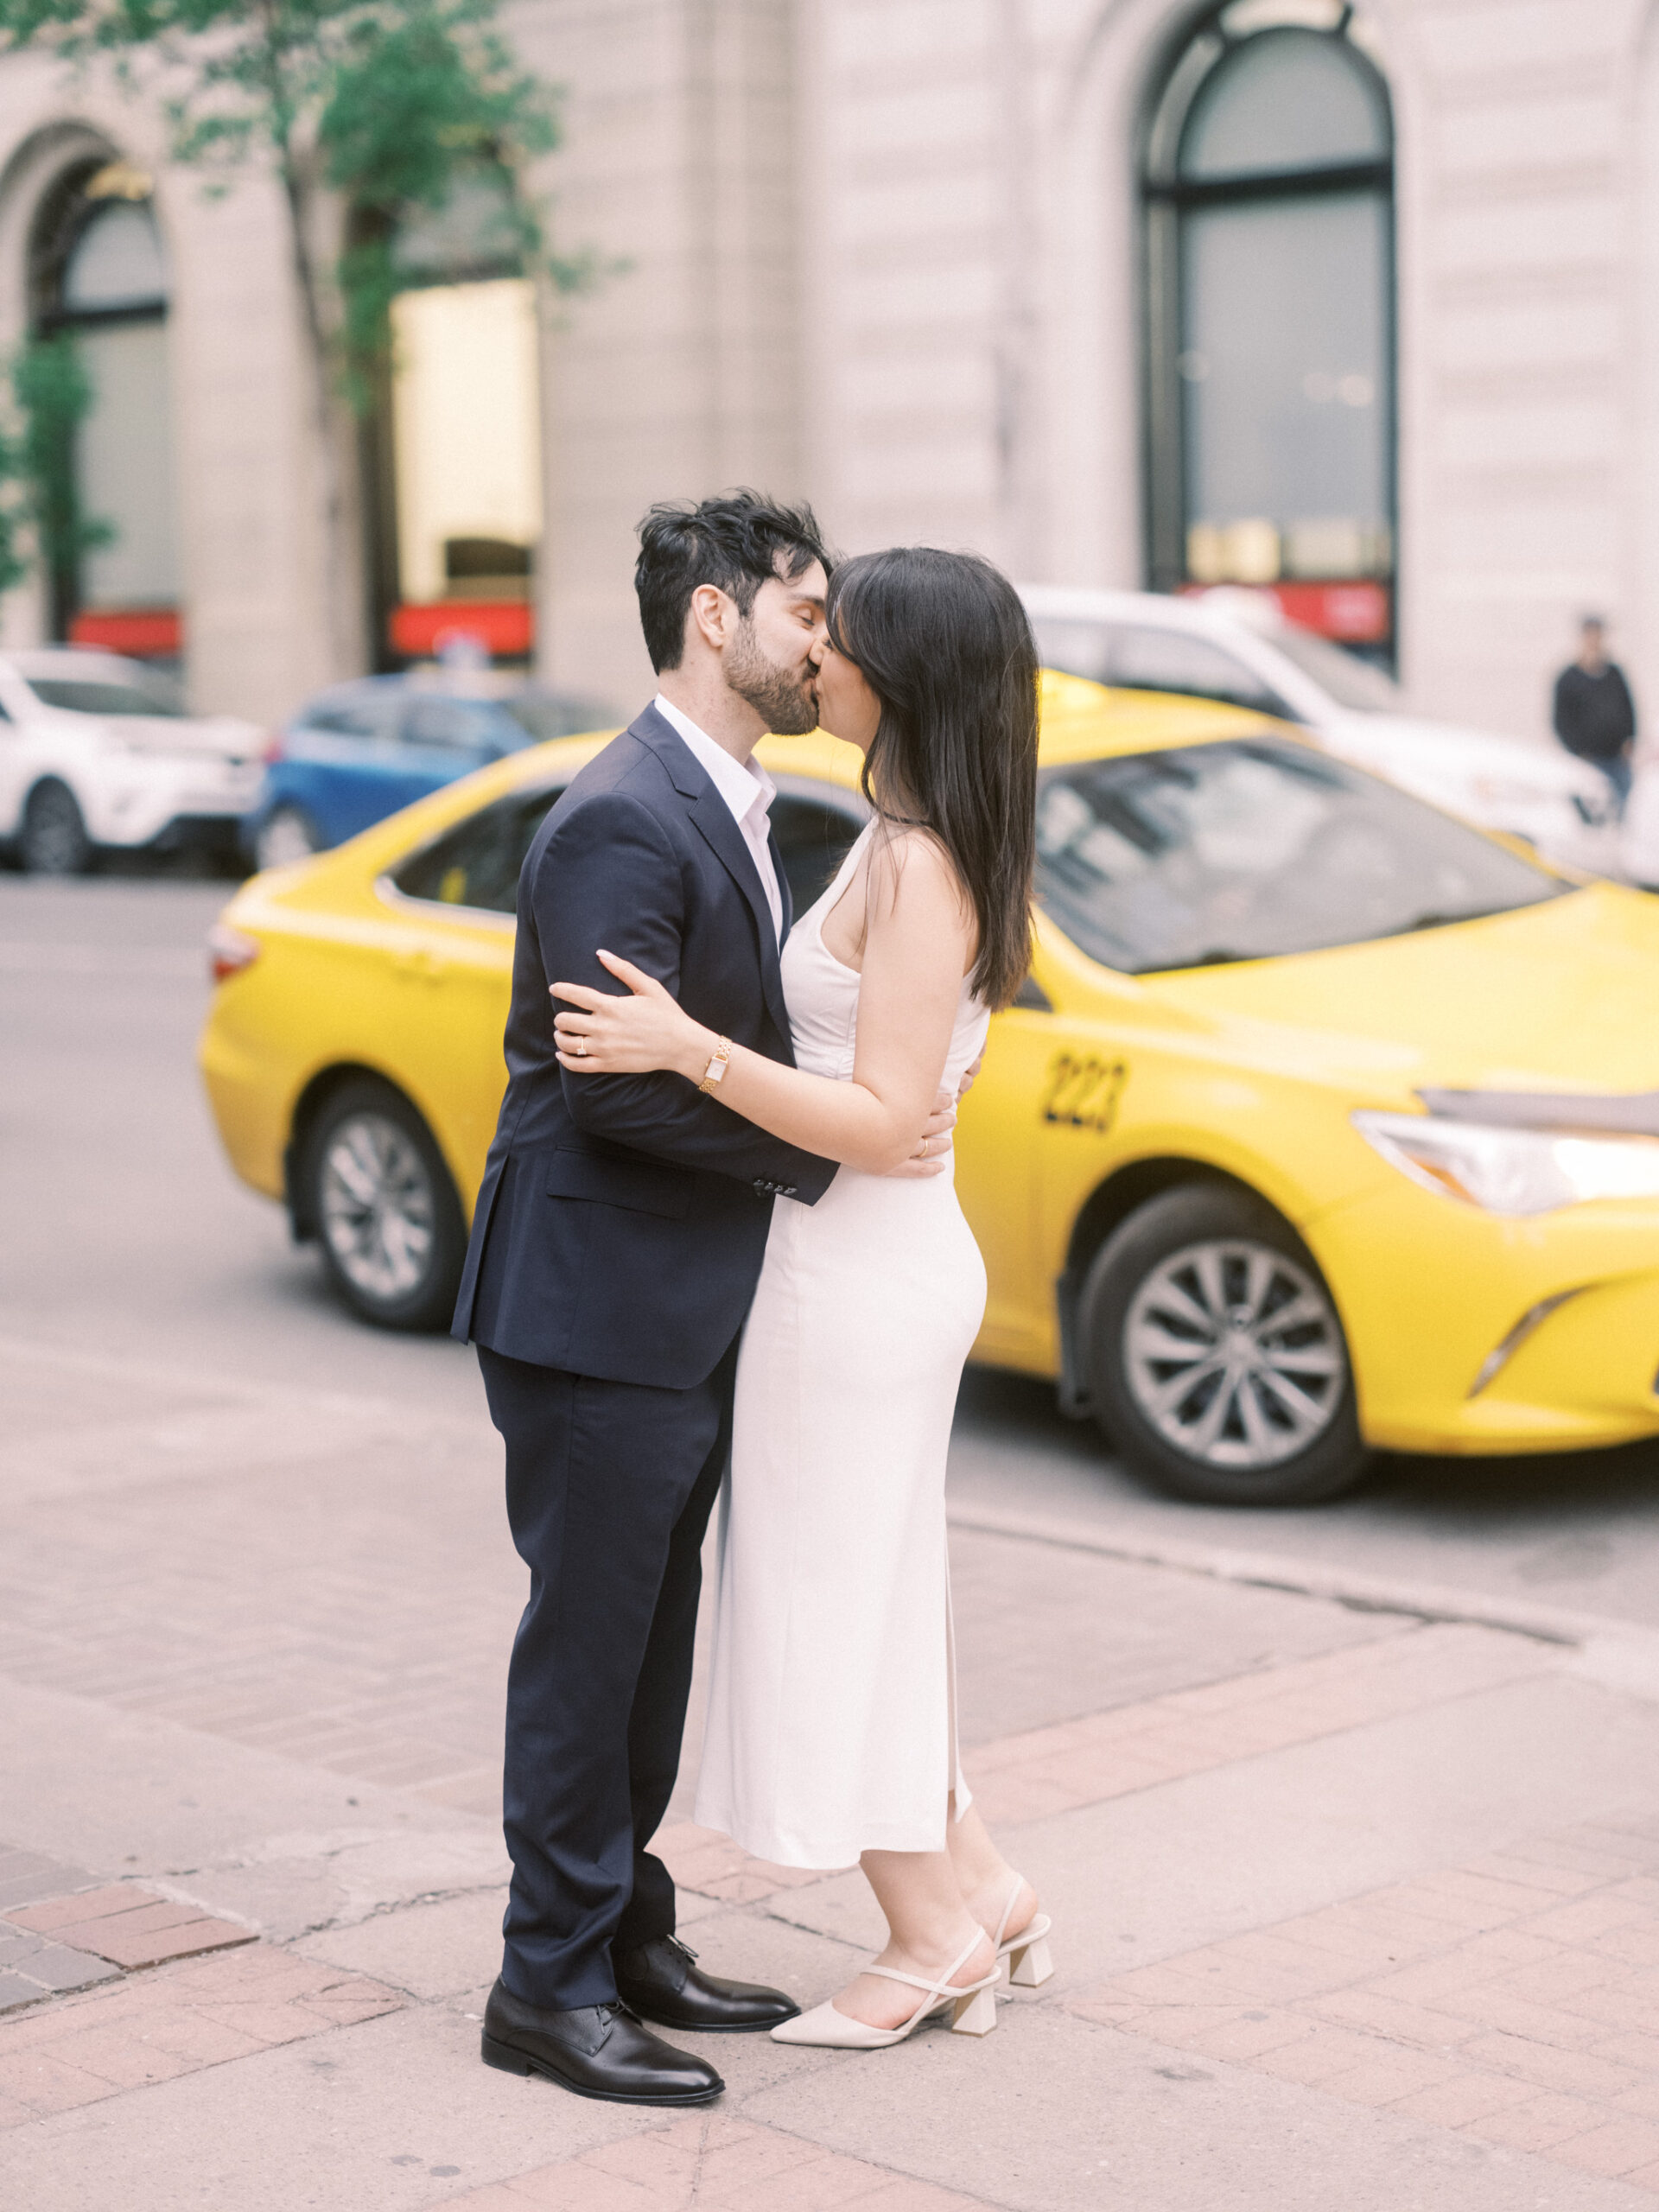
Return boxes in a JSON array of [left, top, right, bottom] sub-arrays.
[[1039, 1054, 1127, 1135]]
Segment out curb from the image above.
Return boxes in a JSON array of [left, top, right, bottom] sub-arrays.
[[944, 1498, 1659, 1696]]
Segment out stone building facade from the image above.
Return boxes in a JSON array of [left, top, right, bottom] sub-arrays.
[[0, 0, 1651, 748]]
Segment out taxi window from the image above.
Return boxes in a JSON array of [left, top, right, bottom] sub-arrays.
[[390, 785, 563, 914], [1107, 627, 1283, 715], [771, 792, 865, 916], [300, 696, 401, 741], [28, 675, 186, 717], [401, 696, 518, 753], [1035, 739, 1567, 975], [1027, 619, 1285, 715]]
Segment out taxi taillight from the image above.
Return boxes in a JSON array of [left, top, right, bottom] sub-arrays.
[[208, 923, 260, 984]]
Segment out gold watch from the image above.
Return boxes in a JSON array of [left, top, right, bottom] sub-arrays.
[[698, 1036, 734, 1093]]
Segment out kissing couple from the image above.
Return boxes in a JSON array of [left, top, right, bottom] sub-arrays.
[[454, 490, 1051, 2104]]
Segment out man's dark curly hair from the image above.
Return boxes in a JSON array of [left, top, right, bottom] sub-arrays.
[[634, 490, 832, 673]]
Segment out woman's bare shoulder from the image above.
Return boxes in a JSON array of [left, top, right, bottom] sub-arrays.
[[865, 822, 976, 953], [866, 821, 964, 900]]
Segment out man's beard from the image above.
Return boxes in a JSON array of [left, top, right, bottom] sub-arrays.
[[726, 620, 819, 735]]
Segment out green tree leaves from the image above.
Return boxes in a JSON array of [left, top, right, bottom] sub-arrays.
[[0, 0, 583, 661], [0, 334, 114, 613]]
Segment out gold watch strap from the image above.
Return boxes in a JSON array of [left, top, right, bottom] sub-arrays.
[[698, 1036, 734, 1093]]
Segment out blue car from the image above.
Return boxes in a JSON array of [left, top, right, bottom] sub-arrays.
[[242, 677, 612, 871]]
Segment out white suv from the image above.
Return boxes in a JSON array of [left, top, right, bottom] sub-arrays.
[[0, 648, 264, 874], [1020, 586, 1616, 874]]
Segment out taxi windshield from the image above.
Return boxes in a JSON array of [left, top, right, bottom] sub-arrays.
[[1035, 738, 1567, 976]]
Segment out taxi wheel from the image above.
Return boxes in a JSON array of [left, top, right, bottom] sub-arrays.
[[22, 780, 92, 875], [302, 1078, 466, 1332], [1081, 1182, 1367, 1506]]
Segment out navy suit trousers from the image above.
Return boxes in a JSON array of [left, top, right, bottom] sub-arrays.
[[479, 1335, 738, 2010]]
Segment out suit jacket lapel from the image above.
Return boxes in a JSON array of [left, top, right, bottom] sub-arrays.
[[687, 791, 792, 1041], [632, 707, 793, 1042], [769, 817, 795, 943]]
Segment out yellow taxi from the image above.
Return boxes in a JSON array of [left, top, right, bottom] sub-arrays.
[[200, 675, 1659, 1505]]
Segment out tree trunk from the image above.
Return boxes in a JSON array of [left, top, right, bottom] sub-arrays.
[[279, 158, 361, 681]]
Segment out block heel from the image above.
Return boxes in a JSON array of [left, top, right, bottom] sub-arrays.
[[1007, 1933, 1053, 1987], [991, 1878, 1054, 1989], [948, 1982, 998, 2036]]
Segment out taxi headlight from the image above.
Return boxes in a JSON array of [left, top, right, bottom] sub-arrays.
[[1353, 1112, 1659, 1215]]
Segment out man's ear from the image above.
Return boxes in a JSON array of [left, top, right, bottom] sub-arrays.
[[688, 583, 734, 655]]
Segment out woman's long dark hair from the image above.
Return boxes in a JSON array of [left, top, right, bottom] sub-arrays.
[[824, 546, 1038, 1010]]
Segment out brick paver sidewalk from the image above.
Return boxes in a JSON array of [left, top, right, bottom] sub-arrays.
[[9, 1611, 1656, 2210], [7, 1328, 1659, 2209], [1071, 1809, 1659, 2190], [444, 2115, 991, 2212], [652, 1621, 1552, 1906], [0, 1944, 401, 2126]]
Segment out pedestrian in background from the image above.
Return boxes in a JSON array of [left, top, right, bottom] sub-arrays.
[[1553, 614, 1637, 817]]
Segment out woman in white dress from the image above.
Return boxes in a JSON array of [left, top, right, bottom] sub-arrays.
[[552, 547, 1049, 2050]]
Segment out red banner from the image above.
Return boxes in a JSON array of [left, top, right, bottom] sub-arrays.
[[1180, 581, 1390, 644], [389, 601, 534, 659], [69, 607, 182, 657]]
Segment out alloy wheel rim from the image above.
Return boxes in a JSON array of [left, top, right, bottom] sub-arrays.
[[1122, 1238, 1345, 1470], [318, 1113, 434, 1301]]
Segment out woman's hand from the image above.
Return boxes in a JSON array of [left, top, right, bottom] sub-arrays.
[[552, 951, 714, 1082]]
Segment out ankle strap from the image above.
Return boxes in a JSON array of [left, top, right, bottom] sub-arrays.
[[863, 1929, 988, 1999], [991, 1877, 1026, 1950]]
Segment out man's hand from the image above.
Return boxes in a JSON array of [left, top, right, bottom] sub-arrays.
[[957, 1052, 983, 1103], [885, 1088, 956, 1179]]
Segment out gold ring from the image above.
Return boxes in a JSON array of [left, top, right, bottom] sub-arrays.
[[576, 1037, 588, 1058]]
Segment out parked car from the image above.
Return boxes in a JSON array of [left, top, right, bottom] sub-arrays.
[[244, 676, 614, 871], [0, 647, 264, 874], [200, 674, 1659, 1508], [1020, 586, 1616, 872]]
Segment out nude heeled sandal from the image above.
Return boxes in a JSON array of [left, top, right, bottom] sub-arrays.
[[769, 1930, 1001, 2049], [992, 1878, 1054, 1989]]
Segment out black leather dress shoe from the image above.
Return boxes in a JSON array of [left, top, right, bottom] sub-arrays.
[[614, 1934, 800, 2033], [480, 1977, 722, 2106]]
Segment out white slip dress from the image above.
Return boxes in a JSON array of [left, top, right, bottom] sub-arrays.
[[693, 824, 992, 1869]]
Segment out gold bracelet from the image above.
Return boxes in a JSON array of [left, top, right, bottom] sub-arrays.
[[698, 1036, 734, 1093]]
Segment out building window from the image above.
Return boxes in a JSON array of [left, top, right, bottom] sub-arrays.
[[31, 159, 180, 658], [1141, 2, 1395, 657], [365, 165, 543, 668]]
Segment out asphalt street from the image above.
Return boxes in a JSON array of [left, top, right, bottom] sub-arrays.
[[6, 870, 1659, 1636]]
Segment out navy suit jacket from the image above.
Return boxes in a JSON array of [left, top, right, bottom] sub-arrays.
[[452, 703, 838, 1387]]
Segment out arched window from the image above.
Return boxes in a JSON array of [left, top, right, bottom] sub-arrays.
[[1142, 3, 1395, 659], [364, 163, 544, 668], [30, 159, 180, 657]]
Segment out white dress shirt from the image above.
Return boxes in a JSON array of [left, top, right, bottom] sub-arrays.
[[653, 693, 784, 944]]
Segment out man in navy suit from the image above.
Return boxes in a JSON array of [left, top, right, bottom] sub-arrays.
[[454, 493, 957, 2106]]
